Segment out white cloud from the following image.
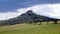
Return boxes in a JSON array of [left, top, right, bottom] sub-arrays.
[[0, 4, 60, 20], [0, 12, 20, 20]]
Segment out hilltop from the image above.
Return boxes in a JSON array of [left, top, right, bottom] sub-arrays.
[[0, 10, 57, 26]]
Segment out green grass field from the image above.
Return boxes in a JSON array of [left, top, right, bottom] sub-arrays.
[[0, 23, 60, 34]]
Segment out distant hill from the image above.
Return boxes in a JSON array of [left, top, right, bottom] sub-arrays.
[[0, 10, 57, 26]]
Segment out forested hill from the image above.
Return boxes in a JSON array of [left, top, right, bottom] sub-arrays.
[[0, 10, 55, 26]]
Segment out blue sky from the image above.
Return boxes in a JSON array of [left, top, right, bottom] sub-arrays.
[[0, 0, 60, 12], [0, 0, 60, 20]]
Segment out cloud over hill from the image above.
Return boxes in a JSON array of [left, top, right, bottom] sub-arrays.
[[0, 4, 60, 20]]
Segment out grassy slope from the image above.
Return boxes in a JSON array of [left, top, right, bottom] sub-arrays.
[[0, 23, 60, 34]]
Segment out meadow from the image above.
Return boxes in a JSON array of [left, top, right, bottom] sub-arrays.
[[0, 22, 60, 34]]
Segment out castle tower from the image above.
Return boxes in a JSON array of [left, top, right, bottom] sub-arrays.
[[26, 10, 33, 13]]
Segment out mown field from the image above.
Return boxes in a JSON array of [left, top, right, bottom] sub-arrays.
[[0, 22, 60, 34]]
